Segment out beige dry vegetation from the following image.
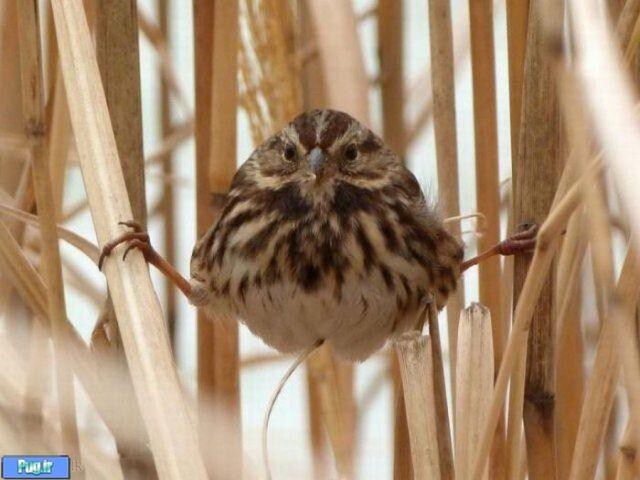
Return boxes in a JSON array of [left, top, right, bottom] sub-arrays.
[[1, 0, 640, 479]]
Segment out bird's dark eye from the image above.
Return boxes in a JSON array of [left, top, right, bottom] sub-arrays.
[[344, 143, 358, 161], [283, 144, 296, 161]]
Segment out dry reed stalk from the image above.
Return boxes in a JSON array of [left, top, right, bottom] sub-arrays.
[[507, 0, 530, 161], [394, 331, 441, 480], [404, 6, 471, 150], [302, 0, 370, 123], [376, 2, 410, 476], [0, 2, 34, 349], [378, 0, 404, 155], [567, 0, 640, 253], [469, 156, 602, 480], [16, 0, 83, 470], [455, 304, 494, 480], [158, 0, 177, 348], [50, 1, 207, 477], [427, 0, 464, 412], [94, 2, 156, 477], [0, 214, 162, 470], [193, 0, 241, 476], [239, 0, 301, 143], [468, 1, 506, 477], [390, 352, 412, 480], [568, 248, 640, 480], [96, 0, 146, 224], [22, 320, 48, 448], [426, 301, 454, 479], [610, 0, 627, 19], [306, 347, 352, 477], [513, 2, 562, 477], [0, 0, 26, 194], [554, 210, 587, 480]]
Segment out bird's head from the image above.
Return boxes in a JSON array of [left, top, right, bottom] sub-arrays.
[[241, 109, 400, 202]]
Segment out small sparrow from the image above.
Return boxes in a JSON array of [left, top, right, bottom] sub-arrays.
[[99, 109, 536, 361]]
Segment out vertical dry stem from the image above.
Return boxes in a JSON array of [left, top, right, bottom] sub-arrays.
[[514, 2, 562, 478], [427, 301, 454, 480], [395, 331, 441, 480], [195, 0, 242, 476], [94, 1, 155, 477], [427, 0, 464, 408], [158, 0, 177, 347], [469, 1, 505, 476]]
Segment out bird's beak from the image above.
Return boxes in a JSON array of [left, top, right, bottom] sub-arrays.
[[307, 147, 326, 174]]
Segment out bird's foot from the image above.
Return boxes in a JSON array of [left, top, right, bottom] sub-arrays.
[[98, 221, 154, 270], [497, 222, 538, 256]]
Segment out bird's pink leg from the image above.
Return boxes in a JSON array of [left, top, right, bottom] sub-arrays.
[[460, 223, 538, 273], [98, 221, 193, 299]]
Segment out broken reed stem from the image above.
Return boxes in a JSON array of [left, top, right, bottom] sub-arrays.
[[16, 0, 82, 470], [394, 331, 441, 480], [455, 304, 494, 480], [427, 0, 464, 414], [568, 247, 640, 480], [51, 0, 207, 477], [427, 301, 454, 480]]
